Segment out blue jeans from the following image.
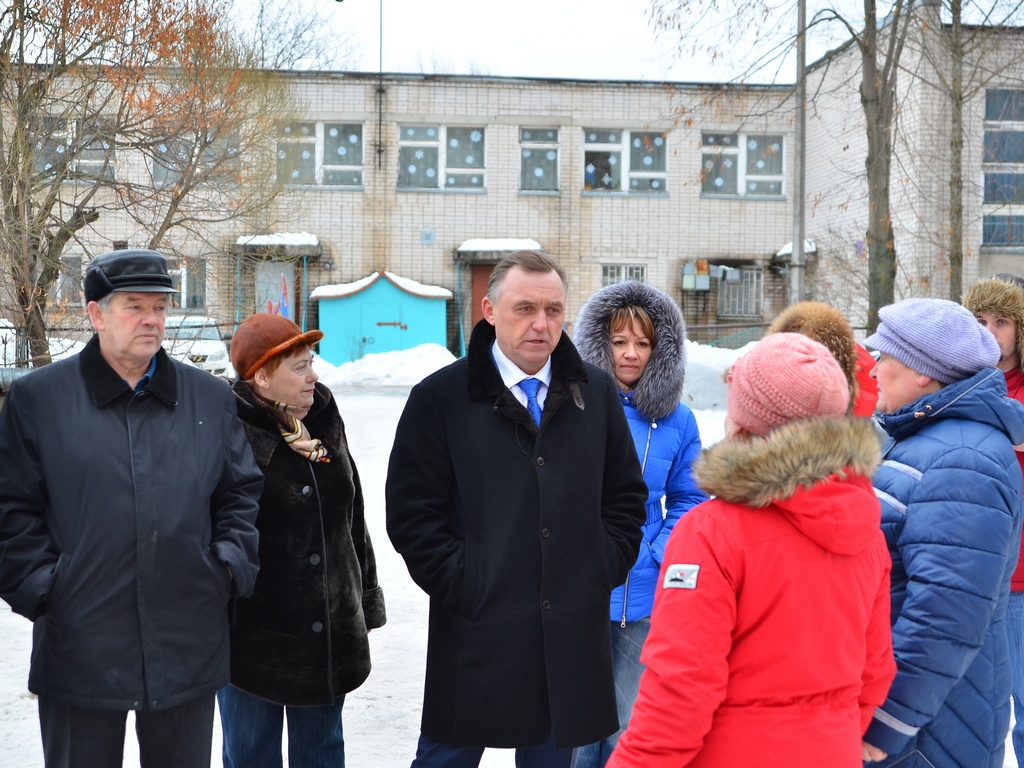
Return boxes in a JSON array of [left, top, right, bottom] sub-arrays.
[[1007, 591, 1024, 765], [217, 685, 346, 768], [410, 732, 572, 768], [571, 619, 650, 768]]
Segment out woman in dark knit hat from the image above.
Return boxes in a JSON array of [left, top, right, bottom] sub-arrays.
[[217, 313, 386, 767]]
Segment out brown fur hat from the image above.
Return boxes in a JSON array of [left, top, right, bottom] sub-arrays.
[[962, 275, 1024, 372], [767, 301, 859, 412]]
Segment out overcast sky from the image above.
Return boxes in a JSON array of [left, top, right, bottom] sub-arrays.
[[322, 0, 747, 83]]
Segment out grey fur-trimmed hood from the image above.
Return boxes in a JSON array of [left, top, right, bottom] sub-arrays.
[[573, 281, 686, 420]]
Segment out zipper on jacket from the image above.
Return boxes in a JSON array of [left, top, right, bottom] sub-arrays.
[[308, 463, 335, 701], [621, 421, 655, 628]]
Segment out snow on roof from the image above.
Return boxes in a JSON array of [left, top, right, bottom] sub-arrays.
[[311, 271, 453, 300], [456, 238, 542, 252], [775, 239, 817, 258], [235, 232, 320, 247]]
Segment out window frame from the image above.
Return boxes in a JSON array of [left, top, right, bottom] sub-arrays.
[[982, 88, 1024, 247], [582, 129, 669, 194], [34, 117, 117, 182], [168, 259, 208, 311], [717, 267, 764, 318], [601, 264, 648, 287], [520, 127, 560, 193], [52, 256, 84, 309], [276, 121, 365, 189], [397, 125, 486, 192], [700, 132, 785, 199]]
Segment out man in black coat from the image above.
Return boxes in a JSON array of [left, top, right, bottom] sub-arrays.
[[386, 250, 648, 768], [0, 250, 262, 768]]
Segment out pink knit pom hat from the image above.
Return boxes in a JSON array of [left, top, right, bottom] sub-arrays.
[[727, 332, 850, 437]]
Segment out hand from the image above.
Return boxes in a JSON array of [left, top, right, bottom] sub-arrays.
[[862, 740, 887, 762], [225, 564, 234, 582]]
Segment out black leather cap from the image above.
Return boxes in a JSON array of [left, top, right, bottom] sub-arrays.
[[84, 249, 179, 303]]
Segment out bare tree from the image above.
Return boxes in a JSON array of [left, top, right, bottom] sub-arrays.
[[906, 0, 1024, 300], [228, 0, 361, 71], [651, 0, 915, 330], [0, 0, 354, 366]]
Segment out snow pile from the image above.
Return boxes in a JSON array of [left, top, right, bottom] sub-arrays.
[[314, 343, 457, 388], [680, 339, 755, 412]]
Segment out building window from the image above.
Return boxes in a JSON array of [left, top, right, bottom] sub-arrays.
[[983, 89, 1024, 244], [987, 90, 1024, 121], [33, 118, 116, 181], [701, 133, 784, 197], [521, 128, 559, 191], [76, 121, 115, 180], [276, 122, 363, 187], [583, 129, 668, 193], [601, 264, 647, 287], [398, 125, 485, 190], [153, 138, 193, 186], [53, 256, 83, 308], [169, 259, 207, 310], [152, 132, 240, 187], [718, 268, 763, 317], [983, 215, 1024, 246]]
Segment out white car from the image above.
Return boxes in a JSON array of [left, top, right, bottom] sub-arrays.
[[162, 315, 233, 377]]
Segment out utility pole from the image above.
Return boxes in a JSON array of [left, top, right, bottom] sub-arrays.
[[790, 0, 807, 305]]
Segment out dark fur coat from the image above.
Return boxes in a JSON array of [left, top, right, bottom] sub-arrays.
[[229, 380, 386, 706]]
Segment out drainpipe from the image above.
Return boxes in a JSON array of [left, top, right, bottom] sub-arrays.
[[235, 255, 242, 330], [456, 260, 466, 357], [301, 256, 309, 332]]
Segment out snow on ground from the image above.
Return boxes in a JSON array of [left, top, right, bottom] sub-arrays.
[[0, 342, 1017, 767]]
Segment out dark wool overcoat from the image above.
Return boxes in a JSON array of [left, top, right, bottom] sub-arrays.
[[229, 380, 386, 706], [0, 337, 262, 711], [386, 320, 648, 750]]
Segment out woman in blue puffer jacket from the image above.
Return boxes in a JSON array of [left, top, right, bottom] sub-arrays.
[[573, 281, 705, 768]]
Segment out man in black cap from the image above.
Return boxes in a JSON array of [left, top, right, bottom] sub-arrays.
[[0, 249, 263, 768]]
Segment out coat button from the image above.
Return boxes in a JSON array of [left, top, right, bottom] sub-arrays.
[[536, 457, 545, 466], [302, 486, 313, 497], [312, 621, 324, 632], [542, 600, 551, 610], [309, 554, 321, 565], [541, 528, 550, 538]]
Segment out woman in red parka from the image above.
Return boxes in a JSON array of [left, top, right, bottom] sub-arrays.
[[606, 333, 896, 768]]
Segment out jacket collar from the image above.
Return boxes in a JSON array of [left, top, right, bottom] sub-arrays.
[[79, 334, 177, 407], [232, 379, 340, 468], [466, 319, 588, 399], [466, 320, 589, 435], [877, 367, 1024, 445]]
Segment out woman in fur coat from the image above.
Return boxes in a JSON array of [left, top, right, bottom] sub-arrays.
[[573, 281, 706, 768], [217, 314, 386, 768], [606, 333, 895, 768]]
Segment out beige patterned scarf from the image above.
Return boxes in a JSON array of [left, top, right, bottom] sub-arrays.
[[257, 394, 330, 463]]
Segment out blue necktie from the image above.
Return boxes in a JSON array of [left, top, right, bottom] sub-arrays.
[[519, 378, 542, 426]]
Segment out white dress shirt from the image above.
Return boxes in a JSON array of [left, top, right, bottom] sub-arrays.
[[490, 341, 553, 409]]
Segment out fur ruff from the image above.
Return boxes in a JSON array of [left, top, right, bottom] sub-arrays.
[[768, 301, 859, 410], [963, 277, 1024, 372], [573, 281, 686, 420], [694, 417, 880, 508]]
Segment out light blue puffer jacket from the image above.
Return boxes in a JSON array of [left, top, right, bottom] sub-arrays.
[[865, 368, 1024, 768], [573, 280, 706, 624]]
